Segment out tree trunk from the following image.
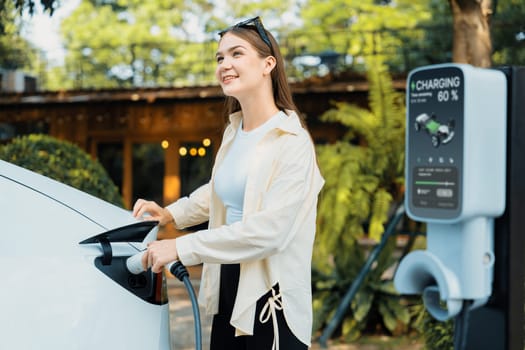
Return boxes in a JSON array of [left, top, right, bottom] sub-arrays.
[[449, 0, 493, 67]]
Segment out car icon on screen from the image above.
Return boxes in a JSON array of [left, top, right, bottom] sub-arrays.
[[414, 113, 455, 148]]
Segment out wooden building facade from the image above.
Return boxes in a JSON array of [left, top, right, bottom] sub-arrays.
[[0, 79, 403, 209]]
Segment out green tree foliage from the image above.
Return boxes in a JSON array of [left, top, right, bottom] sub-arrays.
[[416, 309, 454, 350], [312, 57, 410, 340], [0, 134, 124, 207], [0, 0, 40, 71], [0, 0, 55, 34], [492, 0, 525, 66], [411, 0, 525, 68], [6, 0, 525, 89], [53, 0, 299, 89], [414, 0, 453, 65], [42, 0, 448, 89], [58, 0, 207, 89], [206, 0, 297, 28], [290, 0, 433, 74]]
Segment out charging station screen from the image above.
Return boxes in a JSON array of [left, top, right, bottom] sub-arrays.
[[407, 66, 464, 220]]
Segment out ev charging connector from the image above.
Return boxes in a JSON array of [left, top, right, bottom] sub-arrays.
[[394, 64, 507, 321], [127, 248, 202, 350]]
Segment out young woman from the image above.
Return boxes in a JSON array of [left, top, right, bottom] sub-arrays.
[[133, 16, 324, 350]]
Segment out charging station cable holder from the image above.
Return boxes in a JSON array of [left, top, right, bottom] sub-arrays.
[[396, 218, 495, 320], [394, 63, 507, 321]]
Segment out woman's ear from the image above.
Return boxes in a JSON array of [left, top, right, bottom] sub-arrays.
[[263, 56, 277, 76]]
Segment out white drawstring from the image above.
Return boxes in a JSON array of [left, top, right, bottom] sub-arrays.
[[258, 287, 283, 350]]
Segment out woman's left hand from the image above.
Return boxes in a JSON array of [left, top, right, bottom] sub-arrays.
[[142, 239, 179, 273]]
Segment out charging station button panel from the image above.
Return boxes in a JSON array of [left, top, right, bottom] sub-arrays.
[[413, 166, 458, 209], [407, 66, 464, 220]]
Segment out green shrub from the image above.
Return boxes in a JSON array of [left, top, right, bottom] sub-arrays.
[[415, 307, 454, 350], [312, 56, 417, 341], [0, 134, 124, 207], [312, 56, 453, 348]]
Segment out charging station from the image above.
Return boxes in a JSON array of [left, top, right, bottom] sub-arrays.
[[394, 64, 525, 349]]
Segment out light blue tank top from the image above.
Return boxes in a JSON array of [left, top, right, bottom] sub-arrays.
[[215, 111, 286, 224]]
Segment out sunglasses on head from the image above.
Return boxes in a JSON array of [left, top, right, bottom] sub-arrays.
[[219, 16, 273, 51]]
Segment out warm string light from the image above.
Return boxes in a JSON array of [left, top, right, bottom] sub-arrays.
[[178, 138, 211, 157]]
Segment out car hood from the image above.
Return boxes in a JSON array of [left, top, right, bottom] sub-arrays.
[[0, 159, 134, 230]]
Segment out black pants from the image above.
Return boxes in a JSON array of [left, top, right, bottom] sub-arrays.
[[209, 264, 307, 350]]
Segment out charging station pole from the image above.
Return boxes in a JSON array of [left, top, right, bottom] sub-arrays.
[[394, 64, 525, 350], [463, 66, 525, 350]]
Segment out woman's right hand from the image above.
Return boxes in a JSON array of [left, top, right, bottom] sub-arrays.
[[132, 199, 174, 226]]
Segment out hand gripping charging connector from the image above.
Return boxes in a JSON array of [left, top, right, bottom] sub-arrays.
[[125, 251, 202, 350]]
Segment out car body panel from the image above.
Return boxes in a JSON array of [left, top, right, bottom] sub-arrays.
[[0, 160, 170, 349]]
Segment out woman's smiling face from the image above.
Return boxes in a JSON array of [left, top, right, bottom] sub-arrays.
[[215, 32, 270, 100]]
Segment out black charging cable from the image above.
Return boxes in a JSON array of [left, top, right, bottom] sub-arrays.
[[453, 300, 472, 350], [170, 261, 202, 350]]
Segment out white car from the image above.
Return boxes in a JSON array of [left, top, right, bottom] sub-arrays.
[[0, 159, 171, 349]]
